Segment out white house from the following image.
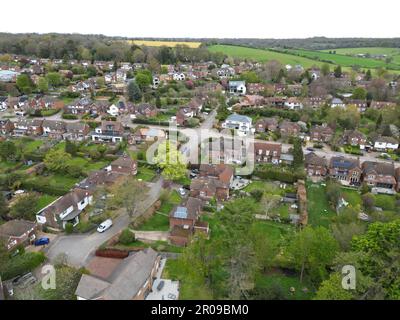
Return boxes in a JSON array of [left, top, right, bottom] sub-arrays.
[[173, 73, 185, 81], [229, 81, 246, 96], [107, 104, 119, 117], [222, 113, 253, 136], [373, 136, 399, 151], [331, 98, 346, 108], [36, 189, 93, 229], [284, 98, 303, 110]]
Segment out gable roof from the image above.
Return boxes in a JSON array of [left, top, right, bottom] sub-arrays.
[[0, 220, 35, 239]]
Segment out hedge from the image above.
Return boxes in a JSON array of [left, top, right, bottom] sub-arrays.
[[62, 114, 78, 120], [95, 248, 129, 259], [132, 118, 170, 126], [253, 165, 305, 183], [1, 252, 46, 280], [238, 107, 301, 122]]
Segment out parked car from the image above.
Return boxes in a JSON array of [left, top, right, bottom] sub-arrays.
[[34, 237, 50, 246], [178, 187, 186, 196], [97, 219, 113, 233], [306, 147, 315, 151]]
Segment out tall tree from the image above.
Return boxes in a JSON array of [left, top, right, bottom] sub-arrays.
[[334, 65, 342, 78], [285, 226, 339, 283], [292, 138, 304, 169], [154, 141, 187, 182], [321, 63, 330, 76], [0, 140, 17, 162], [127, 81, 142, 102]]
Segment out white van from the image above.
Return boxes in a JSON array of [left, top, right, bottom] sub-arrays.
[[97, 219, 113, 233]]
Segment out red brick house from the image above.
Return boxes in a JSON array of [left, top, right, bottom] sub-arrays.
[[0, 220, 37, 251], [329, 156, 362, 185], [255, 118, 278, 133], [253, 142, 282, 164], [362, 161, 396, 190], [343, 130, 367, 148], [310, 125, 334, 143], [279, 121, 300, 137], [305, 152, 328, 176], [0, 119, 14, 135], [106, 155, 137, 176]]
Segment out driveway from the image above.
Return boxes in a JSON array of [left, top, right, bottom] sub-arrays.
[[45, 178, 164, 268]]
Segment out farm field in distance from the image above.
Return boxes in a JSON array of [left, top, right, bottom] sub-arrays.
[[279, 48, 400, 71], [208, 44, 334, 68], [127, 40, 202, 48]]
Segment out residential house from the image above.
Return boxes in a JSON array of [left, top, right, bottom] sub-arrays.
[[362, 161, 396, 191], [239, 95, 265, 108], [42, 120, 66, 139], [343, 130, 367, 149], [75, 248, 160, 300], [305, 152, 328, 176], [0, 220, 37, 251], [0, 119, 14, 135], [255, 118, 278, 133], [228, 80, 246, 95], [64, 122, 90, 141], [373, 136, 399, 151], [279, 121, 300, 137], [169, 197, 208, 247], [253, 142, 282, 164], [191, 164, 234, 202], [310, 125, 334, 143], [284, 97, 303, 110], [36, 188, 93, 229], [287, 84, 303, 96], [205, 137, 247, 165], [329, 156, 362, 185], [265, 96, 287, 108], [130, 103, 158, 119], [91, 121, 124, 143], [13, 119, 43, 136], [64, 98, 93, 115], [346, 99, 368, 113], [303, 96, 327, 109], [370, 101, 397, 109], [105, 155, 137, 176], [222, 114, 253, 136], [331, 98, 346, 108], [132, 127, 166, 144], [247, 83, 268, 94]]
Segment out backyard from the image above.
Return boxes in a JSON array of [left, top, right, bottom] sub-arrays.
[[306, 181, 336, 227]]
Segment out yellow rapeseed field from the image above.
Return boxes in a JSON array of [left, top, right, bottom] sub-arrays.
[[128, 40, 202, 48]]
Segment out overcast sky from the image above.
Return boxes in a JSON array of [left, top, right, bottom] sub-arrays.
[[1, 0, 399, 39]]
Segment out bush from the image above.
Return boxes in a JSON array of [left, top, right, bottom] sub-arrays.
[[250, 189, 264, 202], [95, 248, 129, 259], [119, 229, 135, 245], [65, 222, 74, 234], [62, 114, 78, 120], [1, 252, 46, 280]]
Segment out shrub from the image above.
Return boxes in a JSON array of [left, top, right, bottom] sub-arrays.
[[250, 189, 264, 202], [119, 229, 135, 245], [1, 252, 46, 280], [95, 248, 129, 259], [62, 114, 78, 120], [65, 222, 74, 234]]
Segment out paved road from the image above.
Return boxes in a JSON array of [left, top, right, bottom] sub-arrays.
[[45, 178, 163, 267]]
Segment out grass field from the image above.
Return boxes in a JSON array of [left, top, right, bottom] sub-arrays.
[[280, 48, 400, 71], [35, 194, 58, 212], [320, 47, 400, 56], [128, 40, 202, 48], [208, 45, 332, 68], [306, 182, 336, 227]]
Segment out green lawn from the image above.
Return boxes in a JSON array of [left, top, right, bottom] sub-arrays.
[[306, 182, 336, 227], [14, 139, 44, 153], [35, 194, 59, 212], [243, 180, 282, 195], [341, 188, 362, 207], [138, 212, 169, 231], [254, 273, 314, 300], [48, 174, 81, 189], [66, 157, 108, 174], [136, 166, 156, 182], [162, 258, 213, 300]]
